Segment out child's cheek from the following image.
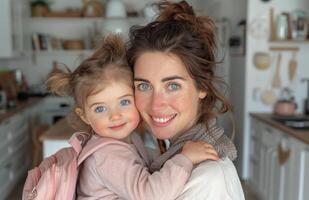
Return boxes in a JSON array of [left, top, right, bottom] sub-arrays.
[[131, 109, 141, 128], [91, 119, 107, 135]]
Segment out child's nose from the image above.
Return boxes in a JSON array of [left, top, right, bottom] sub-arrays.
[[110, 111, 122, 121]]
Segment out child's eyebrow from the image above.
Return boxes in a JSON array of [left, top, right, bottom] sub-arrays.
[[118, 94, 134, 99]]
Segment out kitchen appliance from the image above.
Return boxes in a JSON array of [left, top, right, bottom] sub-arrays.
[[272, 116, 309, 130], [273, 87, 297, 116], [40, 96, 73, 125]]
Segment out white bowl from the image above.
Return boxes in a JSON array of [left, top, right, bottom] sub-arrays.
[[105, 0, 127, 18]]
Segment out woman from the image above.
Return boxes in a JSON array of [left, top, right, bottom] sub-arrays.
[[126, 1, 245, 199]]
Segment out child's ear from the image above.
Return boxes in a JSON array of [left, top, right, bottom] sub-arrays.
[[75, 108, 90, 125]]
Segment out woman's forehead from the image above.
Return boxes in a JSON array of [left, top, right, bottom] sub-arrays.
[[134, 52, 191, 80]]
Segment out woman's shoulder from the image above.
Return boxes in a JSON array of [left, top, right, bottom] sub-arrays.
[[176, 158, 245, 200], [191, 158, 238, 184]]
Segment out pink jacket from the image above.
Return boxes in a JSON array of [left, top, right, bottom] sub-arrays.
[[77, 135, 193, 200]]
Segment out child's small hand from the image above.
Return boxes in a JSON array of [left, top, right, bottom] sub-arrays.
[[181, 141, 219, 164]]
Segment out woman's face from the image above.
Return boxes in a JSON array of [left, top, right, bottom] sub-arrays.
[[134, 52, 206, 140]]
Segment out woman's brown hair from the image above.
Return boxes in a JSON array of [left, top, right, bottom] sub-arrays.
[[46, 35, 132, 131], [126, 1, 231, 125]]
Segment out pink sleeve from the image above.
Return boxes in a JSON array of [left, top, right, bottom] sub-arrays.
[[93, 143, 193, 200]]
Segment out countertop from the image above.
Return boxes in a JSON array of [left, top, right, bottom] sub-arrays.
[[250, 113, 309, 145], [40, 117, 77, 141], [0, 97, 43, 123]]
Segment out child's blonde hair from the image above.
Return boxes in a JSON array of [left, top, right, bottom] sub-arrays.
[[46, 35, 133, 131]]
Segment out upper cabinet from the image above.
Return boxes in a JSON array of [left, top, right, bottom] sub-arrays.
[[0, 0, 29, 58]]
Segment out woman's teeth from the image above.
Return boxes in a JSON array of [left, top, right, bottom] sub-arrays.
[[152, 114, 176, 123]]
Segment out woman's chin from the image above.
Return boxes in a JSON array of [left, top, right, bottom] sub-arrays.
[[150, 126, 176, 140]]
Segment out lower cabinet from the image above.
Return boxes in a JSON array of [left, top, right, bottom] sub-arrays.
[[0, 109, 33, 200], [250, 117, 309, 200]]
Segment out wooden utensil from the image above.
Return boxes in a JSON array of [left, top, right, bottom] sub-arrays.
[[261, 53, 277, 105], [288, 52, 297, 82], [272, 53, 282, 88]]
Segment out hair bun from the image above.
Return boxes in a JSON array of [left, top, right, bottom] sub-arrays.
[[156, 1, 195, 22]]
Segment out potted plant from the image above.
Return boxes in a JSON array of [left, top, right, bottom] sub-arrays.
[[30, 0, 51, 17]]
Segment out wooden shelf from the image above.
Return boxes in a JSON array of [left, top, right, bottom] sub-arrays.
[[269, 39, 309, 44], [29, 17, 145, 24], [30, 50, 94, 56]]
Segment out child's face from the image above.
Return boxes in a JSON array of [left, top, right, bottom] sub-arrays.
[[81, 81, 140, 140]]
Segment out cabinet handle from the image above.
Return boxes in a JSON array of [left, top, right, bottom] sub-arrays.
[[277, 143, 290, 166]]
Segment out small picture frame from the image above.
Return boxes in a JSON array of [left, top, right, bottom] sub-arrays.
[[291, 10, 308, 40]]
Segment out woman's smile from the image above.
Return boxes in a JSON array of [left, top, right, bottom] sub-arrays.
[[151, 114, 177, 126]]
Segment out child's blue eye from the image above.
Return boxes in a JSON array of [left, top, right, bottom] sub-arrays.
[[136, 83, 151, 91], [167, 83, 181, 91], [120, 99, 131, 106], [95, 106, 107, 113]]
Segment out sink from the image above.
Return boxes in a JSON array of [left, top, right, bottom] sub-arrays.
[[272, 115, 309, 130]]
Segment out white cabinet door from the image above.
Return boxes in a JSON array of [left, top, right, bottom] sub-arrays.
[[297, 146, 309, 200], [0, 0, 27, 58]]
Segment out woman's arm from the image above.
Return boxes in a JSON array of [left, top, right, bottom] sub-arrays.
[[176, 158, 245, 200], [94, 143, 193, 200]]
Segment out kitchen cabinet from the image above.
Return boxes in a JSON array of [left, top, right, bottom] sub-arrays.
[[0, 111, 31, 200], [0, 0, 29, 58], [249, 117, 309, 200], [0, 99, 44, 200]]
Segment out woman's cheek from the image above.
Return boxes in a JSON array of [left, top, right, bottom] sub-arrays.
[[135, 93, 148, 112]]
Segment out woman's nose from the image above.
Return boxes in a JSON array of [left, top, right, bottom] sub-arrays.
[[150, 91, 166, 111]]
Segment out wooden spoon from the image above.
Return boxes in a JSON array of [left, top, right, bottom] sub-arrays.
[[288, 52, 297, 82], [272, 53, 282, 88]]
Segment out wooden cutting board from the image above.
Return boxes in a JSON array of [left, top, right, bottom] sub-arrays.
[[0, 71, 18, 101]]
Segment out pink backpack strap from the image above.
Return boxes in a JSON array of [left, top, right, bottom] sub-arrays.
[[77, 137, 115, 166], [68, 132, 91, 154]]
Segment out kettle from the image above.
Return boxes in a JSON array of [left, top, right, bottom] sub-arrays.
[[273, 88, 297, 116]]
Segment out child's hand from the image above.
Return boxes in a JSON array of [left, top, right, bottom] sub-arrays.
[[181, 141, 219, 164]]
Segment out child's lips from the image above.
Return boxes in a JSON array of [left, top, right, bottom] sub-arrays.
[[109, 123, 126, 130]]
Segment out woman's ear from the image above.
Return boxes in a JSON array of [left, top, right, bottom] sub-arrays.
[[75, 108, 90, 125], [198, 91, 207, 99]]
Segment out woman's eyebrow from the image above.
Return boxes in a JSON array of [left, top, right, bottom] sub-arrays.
[[162, 76, 185, 82], [134, 78, 149, 82]]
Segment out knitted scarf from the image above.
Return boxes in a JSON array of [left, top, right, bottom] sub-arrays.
[[148, 119, 237, 173]]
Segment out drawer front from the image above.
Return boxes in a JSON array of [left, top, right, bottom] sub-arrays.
[[10, 144, 31, 181], [0, 159, 12, 194], [0, 143, 10, 164], [0, 118, 12, 147], [8, 113, 28, 140]]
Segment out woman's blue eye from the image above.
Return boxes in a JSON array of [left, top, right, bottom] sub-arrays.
[[120, 99, 131, 106], [137, 83, 151, 91], [95, 106, 107, 113], [167, 83, 181, 91]]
